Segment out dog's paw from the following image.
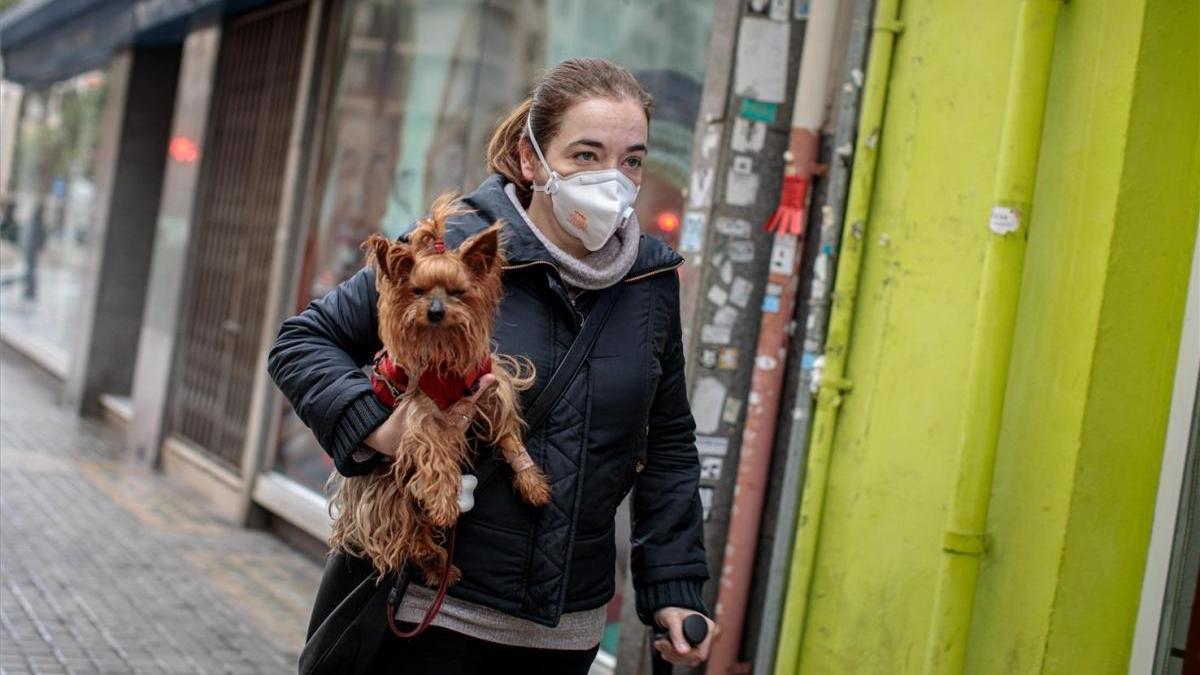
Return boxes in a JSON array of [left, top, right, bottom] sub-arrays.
[[424, 497, 461, 528], [513, 466, 552, 507], [424, 564, 462, 588]]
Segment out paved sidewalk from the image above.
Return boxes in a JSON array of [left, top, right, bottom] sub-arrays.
[[0, 347, 323, 674]]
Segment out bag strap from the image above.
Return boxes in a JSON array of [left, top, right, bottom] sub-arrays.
[[523, 282, 623, 434]]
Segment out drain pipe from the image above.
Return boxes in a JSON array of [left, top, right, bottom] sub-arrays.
[[752, 0, 875, 671], [921, 1, 1061, 673], [704, 0, 840, 671], [772, 0, 905, 672]]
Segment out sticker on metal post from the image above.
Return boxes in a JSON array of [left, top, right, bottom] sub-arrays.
[[696, 435, 730, 457], [768, 234, 798, 274], [740, 98, 778, 124], [701, 324, 733, 346], [715, 217, 753, 238], [718, 347, 740, 370], [700, 456, 724, 481], [722, 396, 743, 423], [728, 240, 755, 263], [699, 486, 715, 520], [680, 212, 706, 252]]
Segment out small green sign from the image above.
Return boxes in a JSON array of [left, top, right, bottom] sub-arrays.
[[740, 98, 777, 123]]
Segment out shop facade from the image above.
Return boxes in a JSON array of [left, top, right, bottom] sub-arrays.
[[3, 0, 720, 667]]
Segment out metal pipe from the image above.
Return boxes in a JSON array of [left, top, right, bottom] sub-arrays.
[[751, 0, 876, 671], [921, 2, 1061, 673], [772, 0, 905, 671], [704, 0, 840, 672]]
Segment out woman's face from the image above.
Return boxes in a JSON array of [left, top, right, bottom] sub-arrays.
[[520, 97, 648, 187]]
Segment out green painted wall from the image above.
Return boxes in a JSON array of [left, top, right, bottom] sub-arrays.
[[969, 0, 1199, 672], [792, 0, 1018, 671], [785, 0, 1199, 672]]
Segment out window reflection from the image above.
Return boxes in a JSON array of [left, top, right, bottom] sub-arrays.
[[273, 0, 715, 659], [0, 72, 109, 361]]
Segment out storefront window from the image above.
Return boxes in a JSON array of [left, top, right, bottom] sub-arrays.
[[272, 0, 715, 657], [0, 71, 109, 362]]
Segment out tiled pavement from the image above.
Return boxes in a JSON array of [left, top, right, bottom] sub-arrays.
[[0, 346, 323, 674]]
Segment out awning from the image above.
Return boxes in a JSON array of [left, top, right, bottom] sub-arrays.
[[0, 0, 265, 86]]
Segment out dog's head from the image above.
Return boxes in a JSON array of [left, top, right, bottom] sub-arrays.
[[363, 192, 505, 375]]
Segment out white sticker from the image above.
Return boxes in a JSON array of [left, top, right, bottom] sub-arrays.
[[680, 212, 706, 252], [715, 217, 753, 238], [700, 456, 724, 481], [699, 486, 715, 520], [701, 324, 733, 346], [756, 355, 778, 371], [769, 234, 798, 274], [724, 168, 753, 205], [696, 435, 730, 457], [989, 205, 1021, 235], [770, 0, 791, 21], [734, 17, 790, 104], [720, 260, 734, 285], [731, 118, 767, 153], [766, 282, 785, 295], [729, 277, 753, 308], [728, 240, 755, 263], [722, 396, 743, 423], [692, 377, 727, 434], [713, 306, 739, 326], [708, 285, 729, 306], [689, 168, 715, 209], [701, 123, 721, 160]]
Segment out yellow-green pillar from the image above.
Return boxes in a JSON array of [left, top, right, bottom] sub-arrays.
[[966, 0, 1199, 671], [777, 0, 1199, 672]]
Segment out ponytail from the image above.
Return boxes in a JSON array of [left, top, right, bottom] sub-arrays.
[[486, 98, 534, 205]]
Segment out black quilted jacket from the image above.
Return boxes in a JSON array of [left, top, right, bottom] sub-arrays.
[[267, 174, 709, 628]]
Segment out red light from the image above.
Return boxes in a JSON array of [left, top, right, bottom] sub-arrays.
[[656, 211, 680, 233], [169, 136, 199, 164]]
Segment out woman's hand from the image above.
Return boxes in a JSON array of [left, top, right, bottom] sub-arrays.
[[446, 373, 497, 433], [363, 374, 498, 456], [653, 607, 716, 667]]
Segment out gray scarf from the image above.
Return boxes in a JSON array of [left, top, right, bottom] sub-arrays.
[[504, 183, 639, 290]]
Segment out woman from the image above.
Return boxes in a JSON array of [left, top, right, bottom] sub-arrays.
[[268, 58, 713, 673]]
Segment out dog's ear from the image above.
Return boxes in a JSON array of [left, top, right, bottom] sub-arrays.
[[386, 244, 415, 283], [459, 223, 502, 280], [362, 234, 413, 283]]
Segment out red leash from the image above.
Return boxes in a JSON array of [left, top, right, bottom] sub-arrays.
[[385, 524, 457, 639]]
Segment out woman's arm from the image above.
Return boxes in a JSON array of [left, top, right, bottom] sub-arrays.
[[630, 272, 710, 626], [266, 266, 391, 477]]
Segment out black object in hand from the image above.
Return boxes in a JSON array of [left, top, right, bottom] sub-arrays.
[[651, 614, 709, 675]]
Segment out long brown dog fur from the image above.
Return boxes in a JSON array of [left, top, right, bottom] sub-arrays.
[[327, 192, 549, 586]]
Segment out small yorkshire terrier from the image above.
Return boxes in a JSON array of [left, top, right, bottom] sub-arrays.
[[328, 192, 550, 586]]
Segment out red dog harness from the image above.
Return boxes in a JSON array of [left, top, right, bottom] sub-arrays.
[[370, 349, 492, 411]]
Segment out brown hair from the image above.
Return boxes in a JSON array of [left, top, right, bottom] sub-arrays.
[[486, 58, 654, 204]]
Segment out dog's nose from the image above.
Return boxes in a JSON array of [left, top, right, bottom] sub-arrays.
[[427, 298, 445, 323]]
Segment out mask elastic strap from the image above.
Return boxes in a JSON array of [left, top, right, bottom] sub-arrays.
[[526, 113, 556, 194]]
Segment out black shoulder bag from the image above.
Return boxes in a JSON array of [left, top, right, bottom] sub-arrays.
[[299, 282, 623, 675]]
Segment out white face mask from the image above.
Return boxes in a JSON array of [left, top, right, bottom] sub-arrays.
[[527, 116, 640, 252]]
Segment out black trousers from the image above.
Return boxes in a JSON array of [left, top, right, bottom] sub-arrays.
[[367, 623, 599, 674], [307, 553, 598, 675]]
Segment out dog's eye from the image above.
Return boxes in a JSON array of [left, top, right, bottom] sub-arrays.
[[449, 289, 465, 298], [411, 287, 426, 296]]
